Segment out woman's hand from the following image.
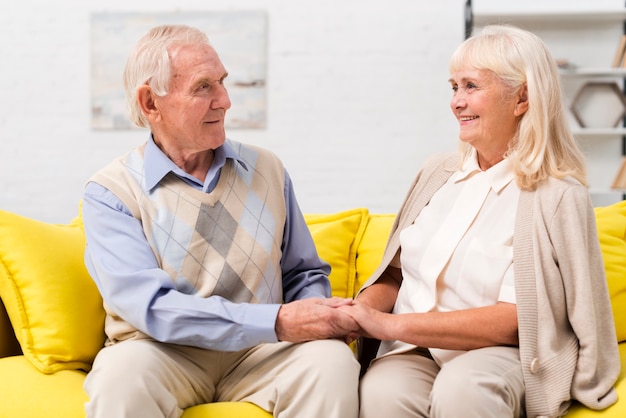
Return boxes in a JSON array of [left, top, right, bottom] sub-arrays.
[[341, 301, 519, 350], [339, 301, 394, 340]]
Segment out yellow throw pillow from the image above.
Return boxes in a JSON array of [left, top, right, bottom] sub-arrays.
[[0, 209, 106, 373], [594, 200, 626, 342], [305, 208, 369, 299], [355, 214, 396, 293]]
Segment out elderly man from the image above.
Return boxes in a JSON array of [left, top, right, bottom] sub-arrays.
[[82, 24, 359, 418]]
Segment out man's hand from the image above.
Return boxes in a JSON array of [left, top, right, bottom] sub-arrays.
[[275, 297, 359, 343]]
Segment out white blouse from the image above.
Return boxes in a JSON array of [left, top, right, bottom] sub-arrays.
[[378, 150, 520, 364]]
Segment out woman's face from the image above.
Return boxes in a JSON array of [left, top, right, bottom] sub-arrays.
[[449, 67, 526, 159]]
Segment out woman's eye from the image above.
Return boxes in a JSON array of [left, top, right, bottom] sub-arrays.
[[450, 83, 476, 93]]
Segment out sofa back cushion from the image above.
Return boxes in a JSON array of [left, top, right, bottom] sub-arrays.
[[1, 200, 622, 377], [355, 214, 395, 293], [304, 208, 369, 298], [594, 200, 626, 342], [0, 209, 106, 373], [0, 206, 371, 374]]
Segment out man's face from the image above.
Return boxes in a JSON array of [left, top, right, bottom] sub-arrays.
[[151, 42, 232, 154]]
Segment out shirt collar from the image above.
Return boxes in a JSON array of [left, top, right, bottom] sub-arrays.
[[453, 148, 515, 194], [144, 135, 247, 191]]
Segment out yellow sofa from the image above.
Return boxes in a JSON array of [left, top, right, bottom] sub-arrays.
[[0, 204, 624, 417]]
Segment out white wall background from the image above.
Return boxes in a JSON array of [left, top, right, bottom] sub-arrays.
[[0, 0, 623, 223]]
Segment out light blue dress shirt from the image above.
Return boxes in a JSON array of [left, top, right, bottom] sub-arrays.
[[83, 137, 331, 351]]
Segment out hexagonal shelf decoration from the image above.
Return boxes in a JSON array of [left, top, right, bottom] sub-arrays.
[[570, 82, 626, 128]]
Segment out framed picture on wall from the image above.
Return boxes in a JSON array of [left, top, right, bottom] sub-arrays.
[[90, 11, 267, 130]]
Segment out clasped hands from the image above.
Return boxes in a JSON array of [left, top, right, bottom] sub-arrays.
[[275, 297, 382, 345]]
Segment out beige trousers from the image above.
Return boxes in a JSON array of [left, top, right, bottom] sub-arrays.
[[84, 339, 360, 418], [359, 346, 525, 418]]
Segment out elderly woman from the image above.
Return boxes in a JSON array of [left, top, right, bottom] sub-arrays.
[[343, 25, 619, 418]]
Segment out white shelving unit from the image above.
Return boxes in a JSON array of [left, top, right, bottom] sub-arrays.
[[466, 0, 626, 205]]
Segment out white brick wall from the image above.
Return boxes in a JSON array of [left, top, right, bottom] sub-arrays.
[[2, 0, 620, 223], [0, 0, 464, 222]]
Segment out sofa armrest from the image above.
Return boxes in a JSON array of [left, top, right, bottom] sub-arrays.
[[0, 297, 21, 358]]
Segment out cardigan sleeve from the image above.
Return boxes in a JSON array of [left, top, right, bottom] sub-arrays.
[[550, 184, 619, 409]]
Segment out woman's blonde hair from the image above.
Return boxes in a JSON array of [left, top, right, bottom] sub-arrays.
[[123, 25, 210, 128], [449, 24, 587, 189]]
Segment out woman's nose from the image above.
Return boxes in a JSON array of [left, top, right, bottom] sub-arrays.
[[450, 94, 466, 110]]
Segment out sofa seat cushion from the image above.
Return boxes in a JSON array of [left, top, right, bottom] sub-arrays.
[[563, 342, 626, 417], [0, 355, 273, 417], [0, 355, 88, 418], [182, 402, 271, 418], [0, 210, 106, 373]]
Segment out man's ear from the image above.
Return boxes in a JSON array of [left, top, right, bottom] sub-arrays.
[[136, 85, 160, 121], [514, 85, 529, 116]]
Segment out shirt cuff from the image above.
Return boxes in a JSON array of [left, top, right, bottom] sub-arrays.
[[497, 284, 517, 304], [242, 303, 282, 345]]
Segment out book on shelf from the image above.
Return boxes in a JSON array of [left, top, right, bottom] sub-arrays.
[[613, 34, 626, 68], [611, 157, 626, 190], [620, 50, 626, 68]]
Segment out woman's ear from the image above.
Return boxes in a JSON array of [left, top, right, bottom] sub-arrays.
[[514, 85, 529, 116], [136, 85, 160, 122]]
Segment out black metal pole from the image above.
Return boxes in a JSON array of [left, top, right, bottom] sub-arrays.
[[623, 6, 626, 157], [464, 0, 473, 40], [623, 3, 626, 198]]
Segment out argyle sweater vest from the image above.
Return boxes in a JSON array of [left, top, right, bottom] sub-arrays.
[[89, 140, 287, 343]]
